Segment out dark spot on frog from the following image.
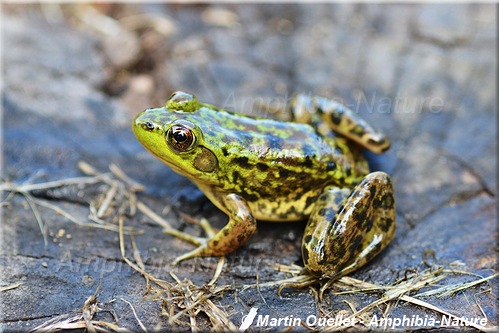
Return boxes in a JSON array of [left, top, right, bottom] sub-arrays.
[[305, 195, 316, 208], [317, 194, 328, 202], [232, 170, 240, 184], [384, 195, 395, 209], [328, 240, 345, 261], [279, 169, 289, 178], [345, 165, 352, 177], [318, 206, 337, 222], [368, 182, 378, 196], [372, 196, 383, 209], [271, 205, 299, 220], [318, 256, 329, 266], [256, 163, 269, 171], [352, 125, 365, 136], [233, 156, 251, 169], [286, 205, 299, 218], [221, 147, 229, 157], [348, 234, 363, 254], [257, 202, 267, 211], [303, 156, 313, 168], [237, 234, 246, 243], [244, 193, 259, 202], [318, 208, 326, 217], [326, 161, 336, 171], [303, 235, 312, 244], [364, 216, 374, 231], [330, 111, 342, 125], [379, 217, 393, 233], [352, 206, 368, 224]]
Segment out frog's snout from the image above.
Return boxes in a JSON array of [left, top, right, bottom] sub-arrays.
[[133, 111, 160, 146], [133, 108, 165, 133]]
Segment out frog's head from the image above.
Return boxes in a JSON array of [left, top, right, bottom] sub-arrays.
[[133, 91, 220, 182]]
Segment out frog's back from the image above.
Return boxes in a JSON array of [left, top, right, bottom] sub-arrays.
[[190, 107, 369, 216]]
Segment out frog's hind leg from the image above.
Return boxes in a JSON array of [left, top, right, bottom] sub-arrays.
[[289, 95, 390, 154], [302, 171, 396, 279]]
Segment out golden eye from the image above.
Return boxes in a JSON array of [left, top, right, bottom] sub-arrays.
[[167, 125, 195, 151]]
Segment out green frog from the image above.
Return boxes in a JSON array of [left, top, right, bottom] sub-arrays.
[[133, 91, 396, 279]]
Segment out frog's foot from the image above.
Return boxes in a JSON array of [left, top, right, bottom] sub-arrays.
[[302, 171, 396, 278], [167, 193, 257, 266], [163, 218, 216, 265], [277, 274, 319, 296], [163, 217, 216, 246], [171, 244, 208, 266]]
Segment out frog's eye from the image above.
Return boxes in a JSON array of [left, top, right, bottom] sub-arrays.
[[167, 125, 196, 152]]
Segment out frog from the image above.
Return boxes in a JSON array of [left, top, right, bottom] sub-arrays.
[[132, 91, 396, 280]]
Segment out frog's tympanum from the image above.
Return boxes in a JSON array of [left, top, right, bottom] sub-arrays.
[[133, 91, 396, 279]]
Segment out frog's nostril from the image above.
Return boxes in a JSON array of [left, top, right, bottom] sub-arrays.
[[144, 121, 155, 131]]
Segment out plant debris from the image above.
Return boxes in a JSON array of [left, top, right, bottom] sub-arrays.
[[2, 161, 497, 332]]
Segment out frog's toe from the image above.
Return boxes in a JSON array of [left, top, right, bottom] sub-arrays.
[[171, 246, 209, 266], [163, 228, 205, 246]]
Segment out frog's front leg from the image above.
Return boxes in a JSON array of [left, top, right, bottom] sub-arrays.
[[169, 193, 257, 265], [302, 171, 396, 278]]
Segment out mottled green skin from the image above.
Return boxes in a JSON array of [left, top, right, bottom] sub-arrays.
[[133, 91, 396, 278]]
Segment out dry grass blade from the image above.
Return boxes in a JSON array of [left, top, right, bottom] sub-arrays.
[[0, 282, 22, 292], [415, 272, 498, 298], [78, 160, 103, 176], [399, 295, 494, 332], [0, 175, 105, 193], [122, 298, 147, 332], [82, 295, 98, 333], [249, 264, 497, 332], [29, 292, 125, 333], [97, 181, 119, 218], [204, 298, 239, 331], [118, 215, 237, 332], [30, 196, 141, 235], [208, 256, 225, 286], [241, 271, 317, 291], [136, 200, 172, 229], [109, 163, 145, 192], [5, 160, 240, 331], [2, 161, 146, 238], [322, 268, 495, 331], [31, 317, 123, 333], [22, 192, 48, 245]]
